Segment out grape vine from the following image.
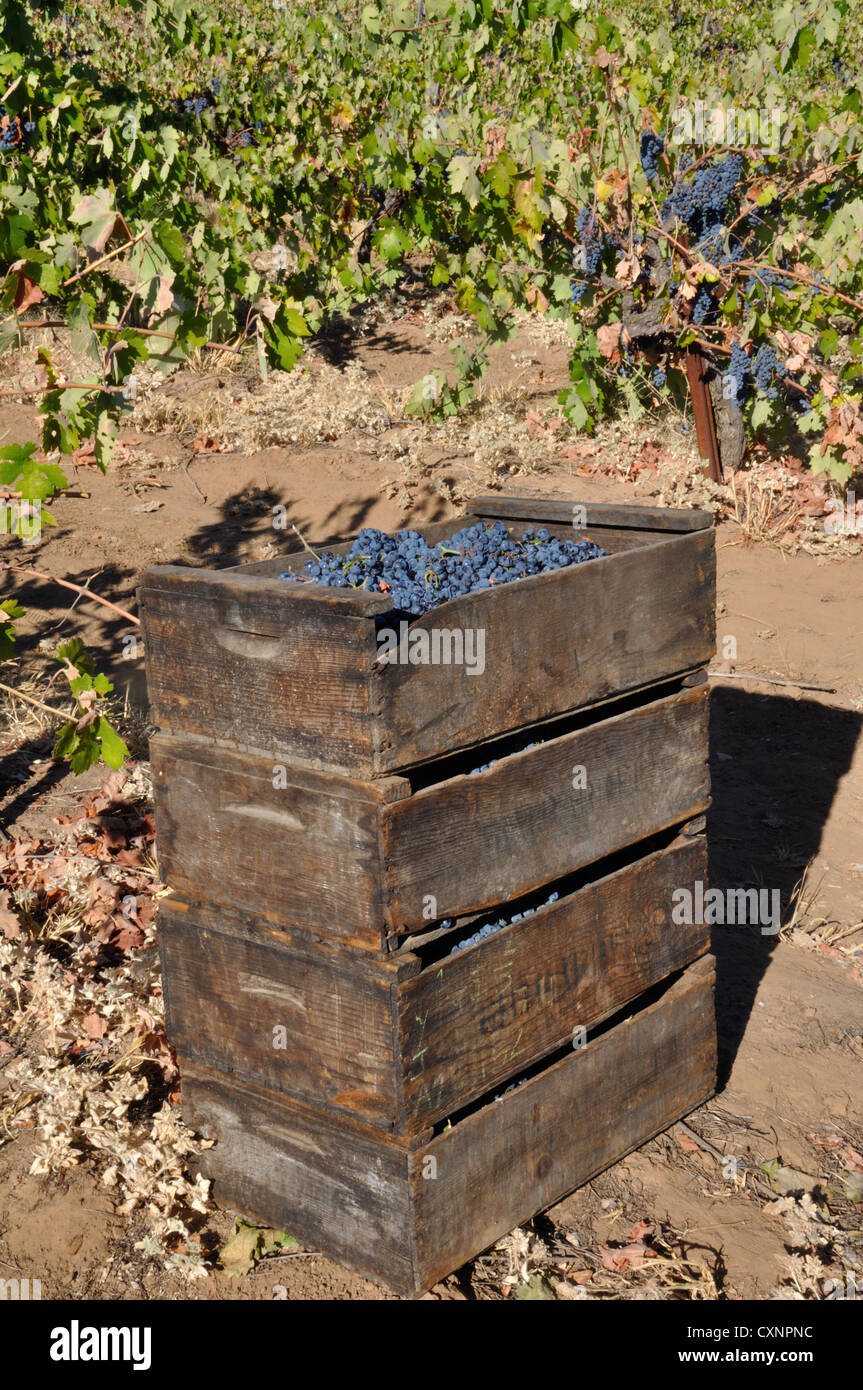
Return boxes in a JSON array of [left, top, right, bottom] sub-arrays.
[[0, 0, 861, 767]]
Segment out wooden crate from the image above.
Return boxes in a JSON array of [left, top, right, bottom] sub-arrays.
[[159, 829, 709, 1135], [140, 494, 717, 1295], [139, 496, 715, 777], [151, 678, 710, 949], [179, 956, 717, 1296]]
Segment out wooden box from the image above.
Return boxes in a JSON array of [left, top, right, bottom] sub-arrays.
[[140, 495, 717, 1295], [140, 496, 715, 777], [180, 956, 717, 1296], [151, 677, 710, 949]]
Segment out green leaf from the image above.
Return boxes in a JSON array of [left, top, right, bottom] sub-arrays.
[[447, 155, 482, 209], [96, 717, 129, 771], [68, 188, 117, 255], [0, 443, 68, 503], [0, 598, 25, 661], [283, 307, 310, 337], [750, 396, 772, 429], [808, 445, 852, 482], [376, 221, 411, 261], [819, 329, 839, 360], [57, 637, 95, 676]]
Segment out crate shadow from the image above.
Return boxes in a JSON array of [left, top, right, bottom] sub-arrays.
[[181, 490, 451, 573], [708, 685, 862, 1086]]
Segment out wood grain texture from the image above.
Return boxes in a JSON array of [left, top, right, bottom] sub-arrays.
[[398, 835, 709, 1129], [180, 1062, 416, 1292], [178, 956, 715, 1294], [469, 494, 714, 532], [410, 955, 717, 1290], [159, 902, 408, 1127], [371, 528, 715, 773], [382, 685, 711, 931], [139, 510, 714, 777], [139, 566, 386, 772], [151, 734, 409, 950]]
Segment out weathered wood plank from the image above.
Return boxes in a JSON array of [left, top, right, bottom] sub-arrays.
[[160, 902, 407, 1127], [410, 955, 717, 1290], [469, 494, 714, 532], [371, 529, 715, 772], [151, 735, 409, 950], [398, 835, 709, 1129], [382, 685, 711, 931], [180, 1062, 416, 1293], [139, 567, 387, 772]]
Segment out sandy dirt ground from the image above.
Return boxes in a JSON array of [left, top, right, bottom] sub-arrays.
[[1, 306, 861, 1301]]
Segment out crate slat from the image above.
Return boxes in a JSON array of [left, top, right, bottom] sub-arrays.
[[151, 736, 408, 950], [181, 1064, 416, 1292], [470, 494, 714, 531], [409, 954, 716, 1290], [383, 684, 710, 932], [398, 833, 709, 1128], [159, 904, 414, 1129]]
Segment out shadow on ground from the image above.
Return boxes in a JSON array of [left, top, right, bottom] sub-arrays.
[[708, 686, 862, 1083]]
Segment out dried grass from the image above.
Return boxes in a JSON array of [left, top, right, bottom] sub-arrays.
[[727, 471, 806, 546]]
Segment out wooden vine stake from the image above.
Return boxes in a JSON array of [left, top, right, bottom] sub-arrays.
[[685, 344, 723, 483]]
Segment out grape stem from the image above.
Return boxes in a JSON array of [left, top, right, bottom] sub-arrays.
[[290, 523, 321, 561]]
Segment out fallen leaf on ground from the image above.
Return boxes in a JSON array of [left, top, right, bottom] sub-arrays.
[[513, 1274, 556, 1300], [676, 1128, 701, 1153], [600, 1240, 657, 1271], [219, 1218, 299, 1277], [759, 1158, 818, 1195]]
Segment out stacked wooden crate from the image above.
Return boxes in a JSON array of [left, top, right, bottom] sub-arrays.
[[139, 495, 717, 1296]]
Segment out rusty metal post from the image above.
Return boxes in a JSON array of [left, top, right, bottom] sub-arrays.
[[685, 344, 723, 483]]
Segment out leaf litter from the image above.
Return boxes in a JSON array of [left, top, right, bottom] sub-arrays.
[[0, 762, 215, 1280]]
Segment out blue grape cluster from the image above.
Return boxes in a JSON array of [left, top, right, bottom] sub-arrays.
[[651, 367, 667, 388], [696, 227, 744, 267], [663, 154, 743, 242], [176, 94, 213, 115], [570, 206, 608, 300], [237, 121, 263, 148], [0, 107, 35, 152], [752, 345, 779, 397], [639, 131, 664, 181], [692, 283, 716, 325], [279, 521, 607, 616], [575, 206, 604, 274], [744, 267, 794, 299], [723, 339, 751, 406], [449, 891, 561, 955]]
